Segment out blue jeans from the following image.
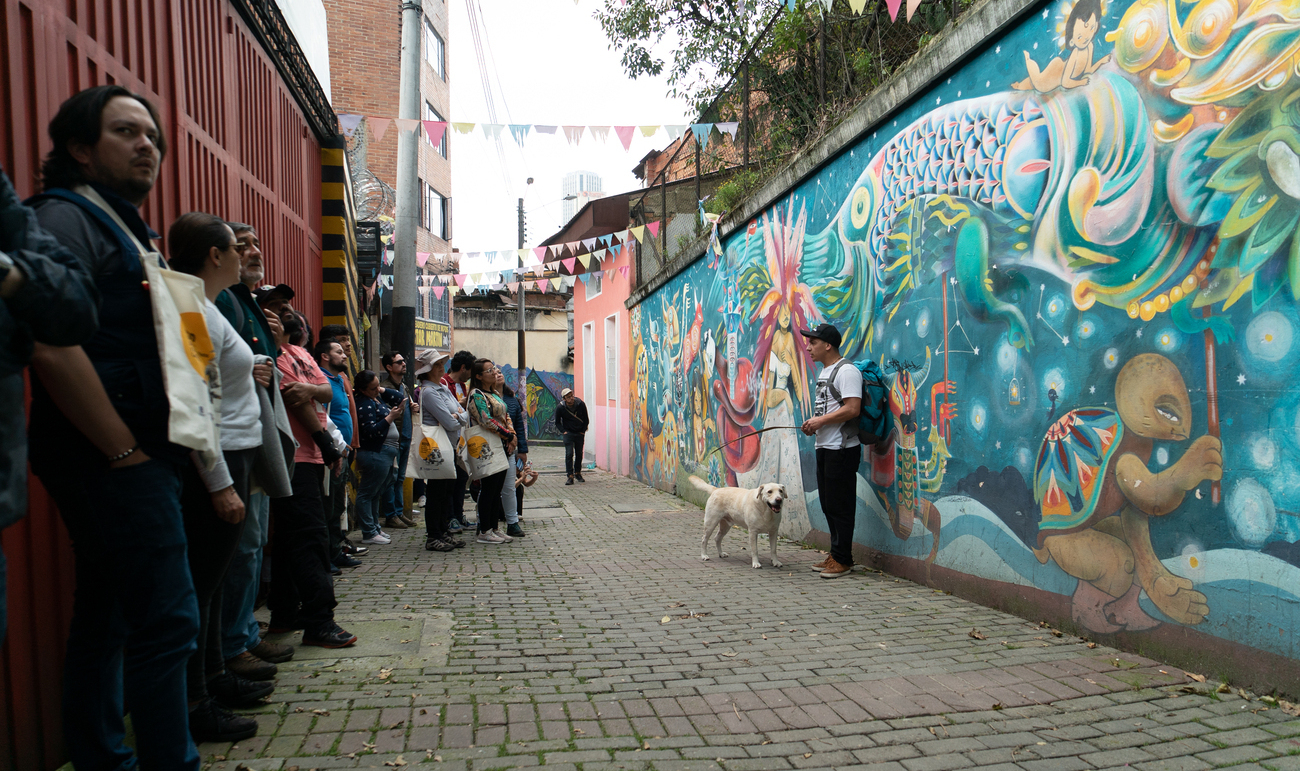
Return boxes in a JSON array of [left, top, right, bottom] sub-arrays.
[[356, 446, 398, 537], [500, 452, 519, 525], [221, 491, 270, 659], [383, 439, 410, 520], [38, 459, 201, 771]]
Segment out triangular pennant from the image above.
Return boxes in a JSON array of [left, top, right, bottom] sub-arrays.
[[432, 285, 445, 299], [577, 252, 592, 269], [594, 270, 604, 279], [545, 261, 558, 272], [482, 124, 504, 141], [566, 241, 581, 253], [665, 125, 686, 141], [452, 122, 476, 134], [394, 118, 420, 134], [455, 274, 468, 288], [533, 246, 547, 263], [517, 248, 529, 264], [551, 277, 563, 291], [886, 0, 902, 20], [338, 114, 364, 137], [690, 123, 713, 150], [639, 125, 660, 137], [631, 225, 646, 242], [539, 280, 548, 294], [370, 117, 391, 142], [562, 125, 585, 145], [508, 282, 519, 292], [616, 229, 630, 242], [849, 0, 868, 11], [561, 257, 576, 274], [579, 273, 590, 285], [417, 252, 430, 267], [716, 122, 739, 140], [491, 283, 505, 292], [596, 235, 610, 249], [534, 125, 557, 135], [647, 221, 661, 239], [508, 124, 531, 146], [589, 126, 610, 143], [906, 0, 922, 20], [611, 244, 623, 259], [620, 265, 630, 279], [422, 121, 448, 146], [614, 125, 635, 151], [580, 238, 596, 252], [419, 286, 431, 297]]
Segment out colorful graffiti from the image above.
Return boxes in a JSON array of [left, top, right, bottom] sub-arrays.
[[631, 0, 1300, 663], [500, 365, 573, 442]]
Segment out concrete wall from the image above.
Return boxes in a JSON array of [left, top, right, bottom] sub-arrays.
[[629, 0, 1300, 694]]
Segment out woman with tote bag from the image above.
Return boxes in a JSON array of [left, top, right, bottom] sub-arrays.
[[466, 359, 516, 544], [414, 350, 468, 552]]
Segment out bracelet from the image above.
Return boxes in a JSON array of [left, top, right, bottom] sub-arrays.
[[108, 445, 139, 463]]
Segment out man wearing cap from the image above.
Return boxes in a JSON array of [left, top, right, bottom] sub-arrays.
[[799, 323, 861, 579], [555, 387, 589, 485]]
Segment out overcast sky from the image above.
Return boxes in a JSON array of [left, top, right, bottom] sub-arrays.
[[447, 0, 694, 269]]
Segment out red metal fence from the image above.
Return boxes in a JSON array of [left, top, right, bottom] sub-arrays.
[[0, 0, 325, 763]]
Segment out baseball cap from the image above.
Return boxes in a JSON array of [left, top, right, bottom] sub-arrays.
[[254, 283, 295, 305], [799, 323, 842, 348], [561, 388, 573, 397]]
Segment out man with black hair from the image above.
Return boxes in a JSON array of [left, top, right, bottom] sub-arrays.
[[441, 349, 476, 529], [379, 351, 414, 529], [316, 338, 361, 570], [25, 85, 202, 769]]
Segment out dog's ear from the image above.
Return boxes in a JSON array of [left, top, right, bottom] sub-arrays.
[[755, 487, 764, 500], [779, 485, 787, 498]]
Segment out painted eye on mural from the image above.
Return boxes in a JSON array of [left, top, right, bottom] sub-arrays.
[[851, 186, 871, 230]]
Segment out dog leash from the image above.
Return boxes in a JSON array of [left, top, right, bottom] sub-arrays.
[[703, 425, 801, 460]]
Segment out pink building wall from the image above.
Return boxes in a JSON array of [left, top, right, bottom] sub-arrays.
[[573, 252, 633, 477]]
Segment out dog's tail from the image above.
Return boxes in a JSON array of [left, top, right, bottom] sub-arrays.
[[687, 475, 716, 494]]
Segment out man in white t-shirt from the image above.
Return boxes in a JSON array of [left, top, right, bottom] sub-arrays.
[[799, 324, 862, 579]]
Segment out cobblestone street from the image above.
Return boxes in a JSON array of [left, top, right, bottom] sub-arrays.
[[201, 447, 1300, 770]]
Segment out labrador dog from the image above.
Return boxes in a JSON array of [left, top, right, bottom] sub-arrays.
[[689, 476, 789, 568]]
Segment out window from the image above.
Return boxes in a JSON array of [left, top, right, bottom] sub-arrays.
[[424, 18, 445, 80], [424, 101, 447, 158], [422, 182, 451, 240], [605, 315, 618, 402], [585, 270, 603, 301]]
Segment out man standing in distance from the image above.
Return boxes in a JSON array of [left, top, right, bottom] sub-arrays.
[[379, 351, 415, 529], [799, 323, 861, 579], [316, 338, 361, 568], [27, 85, 202, 769], [556, 388, 590, 485]]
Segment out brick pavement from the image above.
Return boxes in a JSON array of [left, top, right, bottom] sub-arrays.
[[199, 447, 1300, 770]]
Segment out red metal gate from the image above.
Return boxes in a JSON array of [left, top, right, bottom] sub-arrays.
[[0, 0, 326, 763]]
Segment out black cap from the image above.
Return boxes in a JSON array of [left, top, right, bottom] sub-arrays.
[[799, 323, 842, 348], [254, 283, 295, 305]]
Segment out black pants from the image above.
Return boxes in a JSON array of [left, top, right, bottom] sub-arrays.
[[516, 481, 525, 519], [564, 432, 585, 477], [452, 463, 469, 523], [268, 463, 337, 632], [476, 470, 508, 534], [816, 445, 861, 567], [179, 448, 254, 701], [325, 461, 347, 561], [423, 476, 456, 539]]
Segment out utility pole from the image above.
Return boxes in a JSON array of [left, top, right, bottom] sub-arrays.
[[392, 0, 422, 386], [516, 178, 531, 395]]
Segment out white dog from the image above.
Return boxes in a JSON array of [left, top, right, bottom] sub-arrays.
[[689, 476, 789, 568]]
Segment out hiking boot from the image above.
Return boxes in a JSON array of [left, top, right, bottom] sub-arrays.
[[249, 639, 294, 663], [809, 557, 831, 571], [208, 671, 275, 708], [189, 698, 258, 743], [225, 651, 277, 681], [425, 536, 455, 552], [506, 523, 526, 538], [819, 558, 853, 579], [444, 534, 466, 548], [384, 517, 409, 530], [565, 476, 574, 485], [302, 622, 358, 649]]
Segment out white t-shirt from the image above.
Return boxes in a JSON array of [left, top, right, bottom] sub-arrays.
[[814, 357, 863, 450]]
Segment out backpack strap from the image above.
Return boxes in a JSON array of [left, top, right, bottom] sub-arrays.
[[27, 187, 156, 274], [823, 359, 849, 404]]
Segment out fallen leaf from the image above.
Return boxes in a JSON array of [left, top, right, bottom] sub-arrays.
[[1086, 642, 1098, 649], [721, 650, 737, 657], [385, 755, 408, 767], [968, 629, 986, 640], [1051, 629, 1063, 637], [1184, 672, 1206, 682], [388, 720, 405, 730], [311, 709, 330, 715], [1217, 683, 1231, 693], [803, 753, 812, 759], [992, 703, 1004, 710], [403, 605, 412, 610], [661, 616, 671, 624], [878, 642, 887, 649], [400, 639, 412, 644]]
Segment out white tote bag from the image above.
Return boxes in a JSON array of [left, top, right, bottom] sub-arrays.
[[463, 424, 509, 481], [77, 187, 221, 462], [406, 420, 457, 480]]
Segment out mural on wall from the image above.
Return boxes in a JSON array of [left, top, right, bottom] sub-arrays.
[[631, 0, 1300, 660], [500, 365, 574, 442]]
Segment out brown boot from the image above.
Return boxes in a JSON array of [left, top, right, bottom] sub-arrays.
[[398, 513, 417, 527], [250, 639, 294, 663], [384, 517, 409, 530], [226, 651, 277, 681], [809, 556, 831, 572], [819, 558, 853, 579]]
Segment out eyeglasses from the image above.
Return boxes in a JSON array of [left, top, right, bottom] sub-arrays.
[[231, 242, 249, 254]]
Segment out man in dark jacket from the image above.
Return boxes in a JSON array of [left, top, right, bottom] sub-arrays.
[[556, 388, 590, 485], [0, 165, 99, 643]]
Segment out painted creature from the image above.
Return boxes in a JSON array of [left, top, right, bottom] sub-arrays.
[[1031, 353, 1222, 632], [1013, 0, 1110, 92]]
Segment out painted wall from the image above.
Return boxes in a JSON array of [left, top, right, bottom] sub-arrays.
[[630, 0, 1300, 687], [500, 365, 575, 442], [575, 253, 635, 476]]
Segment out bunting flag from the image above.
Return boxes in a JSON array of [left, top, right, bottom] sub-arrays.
[[690, 123, 712, 150], [422, 121, 448, 147], [532, 246, 547, 263], [886, 0, 902, 20], [581, 237, 597, 251], [630, 225, 646, 242], [551, 277, 563, 291], [614, 125, 635, 151], [562, 126, 585, 145], [417, 252, 430, 267], [370, 118, 391, 142], [508, 124, 531, 145], [338, 114, 364, 137], [455, 274, 468, 288], [906, 0, 921, 20], [539, 280, 548, 294], [433, 285, 445, 299], [577, 252, 591, 269], [535, 125, 557, 135], [453, 122, 476, 134], [561, 257, 576, 274], [647, 221, 661, 239], [394, 118, 420, 134], [508, 282, 519, 292], [620, 265, 630, 279], [716, 122, 739, 140], [589, 126, 610, 143], [639, 125, 660, 137], [482, 124, 505, 141]]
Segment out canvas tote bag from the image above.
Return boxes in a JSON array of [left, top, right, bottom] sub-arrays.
[[76, 186, 221, 463], [406, 420, 457, 480], [463, 424, 508, 481]]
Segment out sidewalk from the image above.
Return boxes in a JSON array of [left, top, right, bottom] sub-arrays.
[[201, 446, 1300, 770]]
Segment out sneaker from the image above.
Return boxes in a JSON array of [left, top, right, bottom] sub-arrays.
[[249, 639, 294, 663], [565, 476, 575, 485], [189, 698, 257, 743], [343, 540, 368, 556], [476, 530, 506, 544], [819, 558, 853, 579], [225, 650, 277, 681], [506, 523, 526, 538], [809, 557, 831, 571], [494, 528, 514, 543], [361, 532, 392, 545], [301, 622, 358, 648], [333, 554, 363, 569], [447, 519, 464, 533], [425, 536, 455, 552], [208, 671, 275, 708], [416, 496, 427, 506]]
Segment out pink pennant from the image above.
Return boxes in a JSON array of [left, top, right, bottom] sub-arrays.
[[647, 221, 661, 239], [561, 258, 576, 274], [455, 274, 468, 288], [539, 280, 549, 294], [533, 246, 547, 262], [422, 121, 448, 146], [614, 125, 635, 151], [886, 0, 902, 20], [370, 118, 391, 142], [432, 285, 445, 300], [620, 265, 630, 279], [416, 252, 430, 267]]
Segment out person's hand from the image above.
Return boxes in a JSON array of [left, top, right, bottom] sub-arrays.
[[252, 362, 274, 388], [212, 486, 246, 523], [800, 416, 821, 436], [282, 381, 314, 407], [518, 452, 528, 464], [264, 308, 287, 347], [108, 449, 152, 469], [331, 457, 344, 475], [387, 402, 404, 422]]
